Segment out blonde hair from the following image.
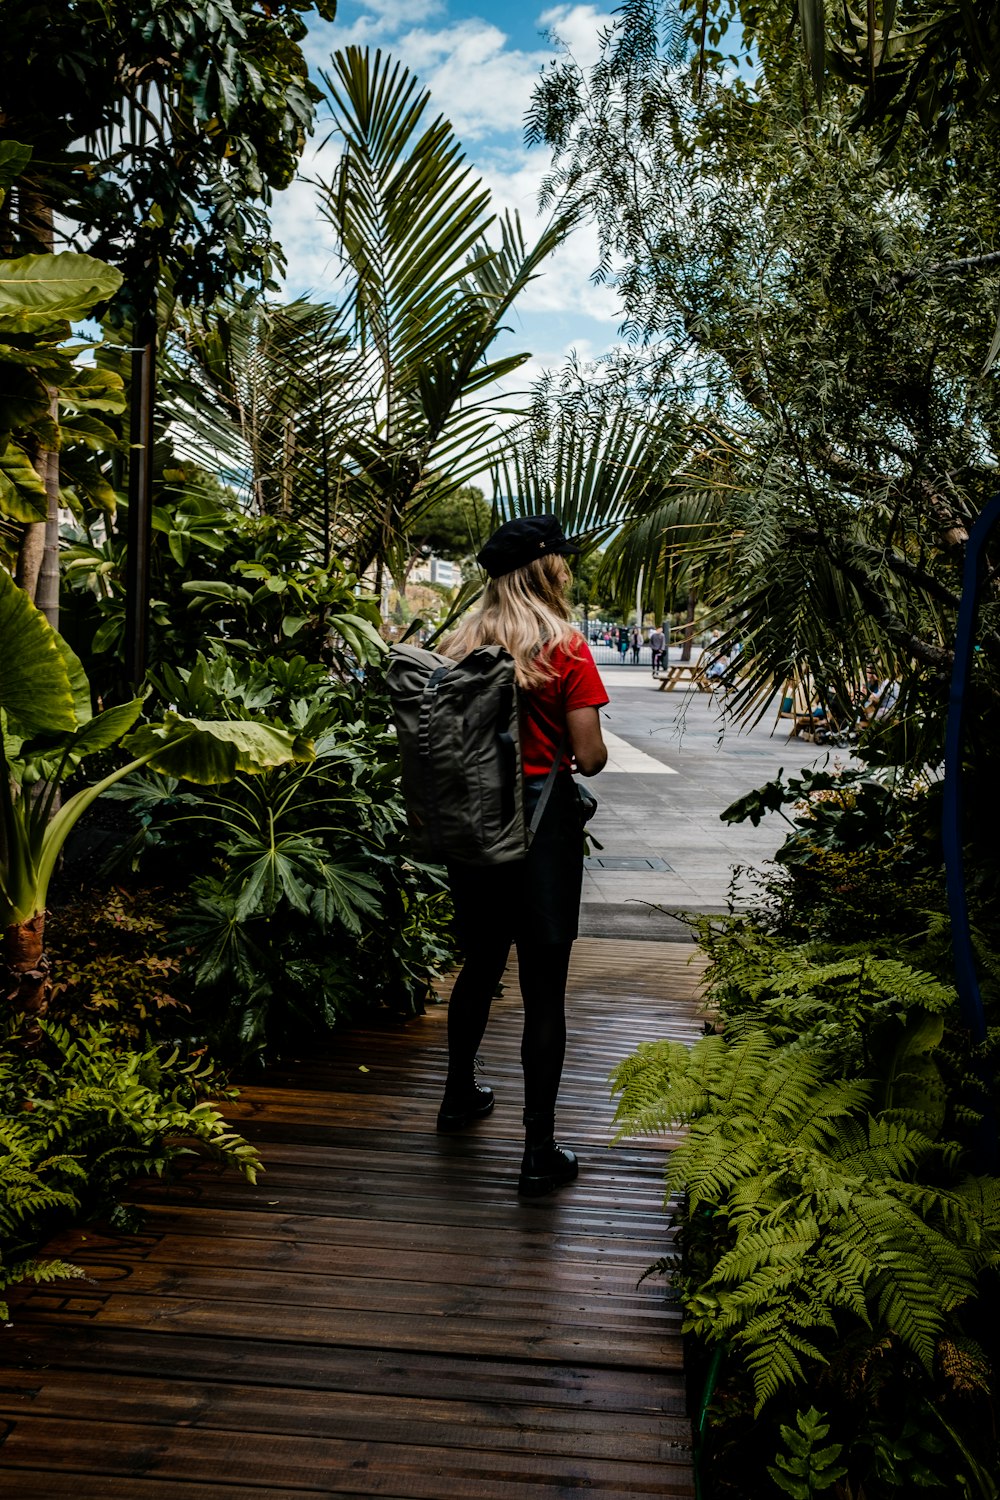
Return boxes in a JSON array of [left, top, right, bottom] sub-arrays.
[[443, 554, 578, 689]]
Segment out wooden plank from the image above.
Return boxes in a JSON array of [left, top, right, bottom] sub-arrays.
[[2, 936, 703, 1496], [3, 1327, 689, 1412], [0, 1367, 693, 1455], [0, 1417, 694, 1497]]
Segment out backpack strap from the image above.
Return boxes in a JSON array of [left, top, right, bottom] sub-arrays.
[[522, 696, 569, 838], [418, 664, 450, 849]]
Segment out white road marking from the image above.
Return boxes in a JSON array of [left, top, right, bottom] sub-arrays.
[[601, 730, 677, 774]]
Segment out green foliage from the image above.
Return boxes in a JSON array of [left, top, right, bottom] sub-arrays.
[[3, 0, 337, 313], [109, 648, 457, 1062], [0, 251, 123, 333], [46, 888, 185, 1039], [614, 1025, 999, 1409], [675, 0, 1000, 149], [0, 561, 309, 930], [719, 762, 949, 941], [0, 1014, 260, 1317], [528, 1, 1000, 742], [768, 1408, 847, 1498], [0, 231, 126, 536], [614, 757, 1000, 1492], [62, 480, 385, 701]]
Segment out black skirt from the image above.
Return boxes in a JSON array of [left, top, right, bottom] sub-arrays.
[[446, 773, 584, 951]]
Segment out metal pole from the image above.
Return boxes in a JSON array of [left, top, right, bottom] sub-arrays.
[[124, 312, 157, 687], [942, 492, 1000, 1170], [942, 493, 1000, 1045]]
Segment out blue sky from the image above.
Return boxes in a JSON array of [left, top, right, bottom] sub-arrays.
[[271, 0, 623, 386]]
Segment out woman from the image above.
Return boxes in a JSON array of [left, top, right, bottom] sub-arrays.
[[437, 515, 608, 1197]]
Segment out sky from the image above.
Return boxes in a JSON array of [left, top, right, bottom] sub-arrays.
[[271, 0, 624, 392]]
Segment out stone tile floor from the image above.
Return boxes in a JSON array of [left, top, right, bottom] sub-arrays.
[[579, 665, 856, 939]]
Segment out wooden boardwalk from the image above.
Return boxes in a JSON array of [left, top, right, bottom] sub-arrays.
[[1, 937, 705, 1498]]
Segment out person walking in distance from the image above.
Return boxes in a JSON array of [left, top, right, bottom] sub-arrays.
[[436, 515, 608, 1196], [649, 624, 666, 675]]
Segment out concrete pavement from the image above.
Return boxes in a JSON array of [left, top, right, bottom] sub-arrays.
[[578, 665, 853, 940]]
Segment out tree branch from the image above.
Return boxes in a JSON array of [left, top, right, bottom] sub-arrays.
[[888, 248, 1000, 290]]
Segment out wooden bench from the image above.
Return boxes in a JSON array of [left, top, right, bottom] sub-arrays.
[[771, 672, 814, 735], [655, 649, 713, 691]]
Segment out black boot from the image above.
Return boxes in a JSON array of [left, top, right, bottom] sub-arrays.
[[518, 1112, 578, 1197], [436, 1080, 495, 1132]]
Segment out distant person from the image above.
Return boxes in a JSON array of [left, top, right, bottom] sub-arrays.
[[630, 626, 641, 663], [617, 627, 629, 662], [705, 634, 729, 682], [860, 669, 899, 724], [649, 625, 666, 675]]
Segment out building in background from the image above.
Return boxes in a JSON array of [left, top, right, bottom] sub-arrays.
[[410, 555, 461, 589]]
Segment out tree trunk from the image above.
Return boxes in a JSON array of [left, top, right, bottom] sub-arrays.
[[33, 392, 62, 629], [15, 185, 60, 623], [124, 308, 158, 686], [16, 521, 46, 598], [3, 912, 49, 1017]]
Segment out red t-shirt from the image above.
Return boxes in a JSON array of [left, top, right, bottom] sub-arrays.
[[521, 636, 609, 775]]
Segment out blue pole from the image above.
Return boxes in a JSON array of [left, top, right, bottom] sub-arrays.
[[942, 494, 1000, 1047]]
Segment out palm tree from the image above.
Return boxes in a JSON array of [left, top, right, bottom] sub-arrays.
[[162, 47, 572, 604]]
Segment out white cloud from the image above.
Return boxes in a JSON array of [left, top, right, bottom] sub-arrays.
[[363, 0, 445, 19], [389, 21, 548, 139], [269, 137, 344, 298], [537, 4, 615, 68], [279, 3, 622, 346], [475, 151, 619, 324]]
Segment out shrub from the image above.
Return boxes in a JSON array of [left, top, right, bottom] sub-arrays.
[[45, 887, 186, 1040], [108, 648, 457, 1063], [621, 764, 1000, 1496], [0, 1014, 260, 1318]]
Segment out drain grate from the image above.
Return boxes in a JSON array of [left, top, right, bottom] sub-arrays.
[[585, 855, 673, 871]]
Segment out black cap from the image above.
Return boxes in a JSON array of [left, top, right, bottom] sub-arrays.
[[476, 514, 580, 579]]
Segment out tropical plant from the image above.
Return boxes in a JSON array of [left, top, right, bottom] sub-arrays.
[[0, 1012, 261, 1318], [0, 146, 126, 620], [768, 1408, 847, 1499], [107, 648, 456, 1061], [158, 47, 572, 596], [0, 567, 311, 1014], [528, 1, 1000, 747], [493, 357, 690, 608], [612, 944, 1000, 1494], [1, 0, 336, 313]]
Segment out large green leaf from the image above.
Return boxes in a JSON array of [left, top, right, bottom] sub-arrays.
[[61, 365, 127, 414], [0, 141, 31, 207], [54, 636, 93, 725], [0, 440, 47, 523], [122, 713, 315, 784], [0, 253, 123, 334], [0, 567, 76, 737], [0, 361, 52, 436], [15, 698, 144, 789]]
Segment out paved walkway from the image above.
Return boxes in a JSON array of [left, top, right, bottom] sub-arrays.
[[3, 939, 704, 1499], [580, 666, 849, 939]]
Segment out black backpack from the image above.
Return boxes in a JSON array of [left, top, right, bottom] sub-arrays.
[[386, 643, 564, 866]]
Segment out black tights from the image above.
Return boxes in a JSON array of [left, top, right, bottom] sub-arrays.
[[446, 935, 573, 1121]]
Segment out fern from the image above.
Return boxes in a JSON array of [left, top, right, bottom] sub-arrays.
[[1, 1017, 262, 1316], [612, 1029, 998, 1412]]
